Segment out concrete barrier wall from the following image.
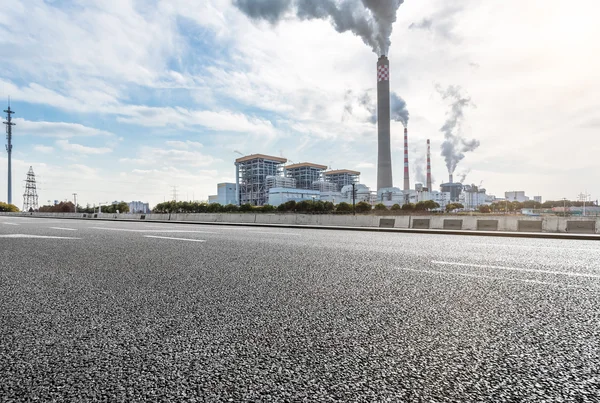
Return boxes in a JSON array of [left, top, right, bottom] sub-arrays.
[[2, 212, 600, 234]]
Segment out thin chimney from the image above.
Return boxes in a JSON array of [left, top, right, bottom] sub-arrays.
[[426, 139, 432, 191], [403, 127, 409, 191]]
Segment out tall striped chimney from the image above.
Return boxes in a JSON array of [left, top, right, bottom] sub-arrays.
[[426, 139, 432, 191], [377, 56, 393, 190], [403, 127, 410, 191]]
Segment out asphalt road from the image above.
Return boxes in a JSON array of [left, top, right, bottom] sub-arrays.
[[1, 217, 599, 402]]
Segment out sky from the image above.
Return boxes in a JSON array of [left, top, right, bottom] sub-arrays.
[[1, 0, 599, 208]]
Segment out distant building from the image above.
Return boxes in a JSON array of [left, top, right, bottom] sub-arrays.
[[285, 162, 328, 190], [534, 196, 542, 203], [268, 188, 320, 206], [460, 185, 489, 209], [440, 182, 463, 202], [236, 154, 287, 206], [215, 183, 237, 205], [266, 176, 296, 190], [505, 191, 530, 203], [323, 169, 360, 192], [312, 180, 337, 193], [208, 195, 218, 204], [128, 201, 150, 213]]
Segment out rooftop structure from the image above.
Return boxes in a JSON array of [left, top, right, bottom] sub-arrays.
[[266, 176, 296, 190], [285, 162, 328, 190], [323, 170, 360, 192], [235, 154, 287, 206], [312, 180, 337, 193]]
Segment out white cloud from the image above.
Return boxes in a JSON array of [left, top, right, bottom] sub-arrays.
[[33, 145, 54, 153], [115, 106, 277, 136], [120, 142, 219, 168], [165, 140, 204, 150], [15, 119, 114, 139], [56, 140, 112, 155]]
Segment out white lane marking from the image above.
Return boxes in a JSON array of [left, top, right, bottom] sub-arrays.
[[432, 261, 600, 279], [0, 234, 80, 239], [144, 235, 206, 242], [396, 267, 562, 287], [465, 242, 600, 253], [91, 227, 216, 234], [1, 222, 19, 226], [49, 227, 78, 231]]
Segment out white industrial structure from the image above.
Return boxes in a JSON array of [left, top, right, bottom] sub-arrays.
[[505, 191, 530, 203], [128, 201, 150, 213]]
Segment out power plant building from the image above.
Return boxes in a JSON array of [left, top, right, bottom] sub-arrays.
[[323, 170, 360, 192], [209, 183, 237, 205], [128, 201, 150, 213], [285, 162, 328, 190], [235, 154, 287, 206], [266, 176, 296, 190], [268, 188, 320, 206]]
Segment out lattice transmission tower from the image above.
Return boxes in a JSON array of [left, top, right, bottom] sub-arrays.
[[23, 166, 39, 212]]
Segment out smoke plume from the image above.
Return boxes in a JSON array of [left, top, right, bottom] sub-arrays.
[[408, 18, 433, 31], [457, 169, 470, 184], [436, 84, 479, 174], [358, 92, 377, 124], [233, 0, 405, 55], [343, 89, 408, 125], [390, 93, 409, 127], [413, 152, 426, 184]]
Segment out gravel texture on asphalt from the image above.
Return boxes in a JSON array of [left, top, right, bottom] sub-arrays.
[[1, 217, 600, 402]]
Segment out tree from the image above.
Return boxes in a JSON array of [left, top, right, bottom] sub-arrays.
[[423, 200, 440, 210], [390, 204, 401, 211], [446, 203, 464, 212], [336, 202, 352, 213], [355, 201, 372, 213], [260, 204, 276, 213], [296, 200, 314, 213], [207, 203, 223, 213], [522, 200, 542, 209], [414, 201, 428, 211], [374, 203, 387, 212], [401, 203, 415, 211], [323, 201, 335, 213], [0, 202, 19, 212], [239, 203, 254, 212], [478, 204, 491, 213], [116, 202, 130, 213], [222, 204, 239, 213]]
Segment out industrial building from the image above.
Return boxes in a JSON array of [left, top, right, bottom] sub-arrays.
[[505, 191, 530, 203], [208, 183, 237, 205], [266, 176, 296, 190], [323, 170, 360, 192], [285, 162, 328, 190], [235, 154, 287, 206], [128, 201, 150, 213], [268, 188, 320, 206]]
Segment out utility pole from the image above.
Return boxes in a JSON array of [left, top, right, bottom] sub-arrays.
[[171, 186, 178, 202], [73, 193, 78, 213], [3, 99, 15, 205], [352, 183, 356, 215]]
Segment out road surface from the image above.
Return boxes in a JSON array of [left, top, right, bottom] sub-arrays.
[[1, 217, 599, 402]]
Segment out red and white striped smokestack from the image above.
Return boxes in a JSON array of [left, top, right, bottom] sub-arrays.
[[403, 127, 410, 191], [426, 139, 432, 191]]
